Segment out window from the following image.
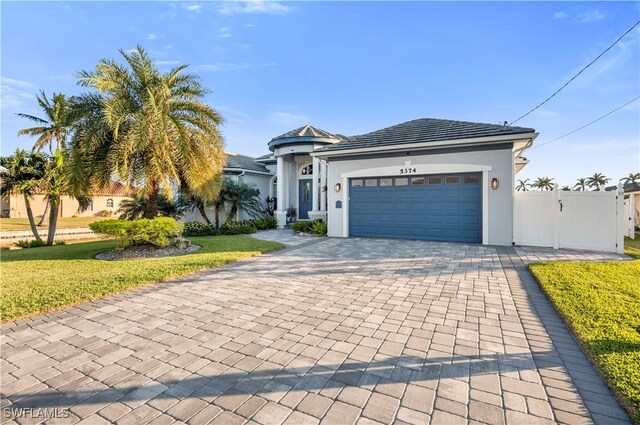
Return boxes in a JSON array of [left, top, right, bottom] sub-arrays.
[[464, 175, 480, 184], [379, 178, 392, 187], [365, 179, 378, 187], [88, 201, 93, 211], [106, 198, 114, 208], [428, 176, 442, 185], [351, 179, 363, 187], [411, 177, 425, 185], [445, 176, 460, 184], [395, 178, 408, 186]]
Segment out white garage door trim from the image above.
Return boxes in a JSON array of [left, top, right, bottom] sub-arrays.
[[340, 163, 492, 244]]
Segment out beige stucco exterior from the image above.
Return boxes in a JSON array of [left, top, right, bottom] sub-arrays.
[[2, 194, 130, 218]]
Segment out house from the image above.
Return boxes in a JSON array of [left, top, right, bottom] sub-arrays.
[[607, 181, 640, 231], [213, 118, 538, 246], [1, 180, 132, 218], [180, 152, 275, 223]]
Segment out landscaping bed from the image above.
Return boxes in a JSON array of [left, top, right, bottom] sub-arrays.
[[529, 247, 640, 423], [1, 235, 283, 322]]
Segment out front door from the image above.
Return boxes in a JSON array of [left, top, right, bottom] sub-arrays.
[[298, 179, 312, 219]]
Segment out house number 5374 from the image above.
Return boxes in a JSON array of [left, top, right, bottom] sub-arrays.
[[400, 168, 417, 174]]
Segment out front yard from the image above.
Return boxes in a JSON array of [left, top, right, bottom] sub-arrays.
[[529, 235, 640, 423], [0, 216, 110, 231], [1, 235, 283, 322]]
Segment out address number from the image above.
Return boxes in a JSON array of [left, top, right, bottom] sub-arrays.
[[400, 168, 417, 174]]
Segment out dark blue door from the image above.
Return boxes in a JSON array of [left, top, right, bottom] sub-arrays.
[[298, 179, 312, 220], [349, 173, 482, 243]]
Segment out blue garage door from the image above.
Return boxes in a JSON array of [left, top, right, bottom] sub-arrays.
[[349, 173, 482, 243]]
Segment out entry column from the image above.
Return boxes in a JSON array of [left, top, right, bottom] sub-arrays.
[[275, 156, 287, 228]]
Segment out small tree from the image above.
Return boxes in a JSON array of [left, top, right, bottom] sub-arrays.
[[586, 173, 610, 190], [516, 179, 530, 191], [117, 192, 184, 220], [573, 178, 588, 191], [0, 149, 47, 240], [221, 178, 263, 224], [620, 172, 640, 184], [531, 177, 555, 191]]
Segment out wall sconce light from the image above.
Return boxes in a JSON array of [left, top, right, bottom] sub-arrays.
[[491, 178, 500, 190], [334, 183, 342, 193]]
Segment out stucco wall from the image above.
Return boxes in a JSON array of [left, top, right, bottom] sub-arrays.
[[325, 147, 515, 245], [7, 194, 129, 218]]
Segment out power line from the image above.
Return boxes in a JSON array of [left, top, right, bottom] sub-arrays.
[[511, 19, 640, 125], [529, 95, 640, 150]]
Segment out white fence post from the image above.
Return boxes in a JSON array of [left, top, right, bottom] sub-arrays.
[[617, 183, 625, 254], [629, 194, 636, 239], [552, 184, 560, 249]]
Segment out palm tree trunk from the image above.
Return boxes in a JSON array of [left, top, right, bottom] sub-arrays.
[[23, 194, 41, 241], [144, 180, 160, 219], [197, 203, 212, 225], [46, 195, 60, 246], [214, 203, 221, 229], [37, 200, 50, 226]]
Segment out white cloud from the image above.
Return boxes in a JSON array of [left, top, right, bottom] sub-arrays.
[[47, 73, 74, 81], [182, 3, 202, 13], [219, 1, 294, 16], [147, 33, 163, 40], [155, 60, 181, 67], [575, 9, 606, 23], [244, 23, 255, 28], [553, 11, 567, 19], [219, 27, 232, 38], [196, 63, 251, 72], [1, 78, 39, 114], [267, 112, 310, 127]]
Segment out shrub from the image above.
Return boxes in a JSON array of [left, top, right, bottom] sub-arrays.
[[14, 239, 47, 249], [310, 220, 328, 236], [90, 217, 183, 249], [252, 217, 278, 230], [100, 209, 113, 217], [71, 214, 78, 218], [292, 221, 313, 233], [54, 240, 66, 246], [182, 221, 256, 237]]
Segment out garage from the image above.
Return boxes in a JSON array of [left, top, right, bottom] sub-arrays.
[[349, 172, 482, 243]]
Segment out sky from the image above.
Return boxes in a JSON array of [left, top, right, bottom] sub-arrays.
[[1, 1, 639, 188]]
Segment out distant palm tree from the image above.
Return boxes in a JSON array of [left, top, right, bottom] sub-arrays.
[[573, 178, 588, 191], [75, 46, 226, 219], [532, 177, 555, 191], [117, 192, 184, 220], [620, 172, 640, 184], [223, 179, 264, 224], [176, 175, 223, 225], [0, 149, 47, 240], [17, 92, 76, 226], [516, 179, 530, 191], [17, 92, 75, 153], [586, 173, 610, 190], [561, 186, 571, 191]]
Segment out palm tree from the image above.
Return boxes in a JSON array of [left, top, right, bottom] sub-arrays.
[[17, 92, 76, 225], [620, 172, 640, 184], [17, 92, 75, 153], [176, 175, 224, 225], [116, 192, 184, 220], [573, 178, 588, 191], [531, 177, 555, 191], [0, 149, 47, 240], [586, 173, 610, 190], [75, 46, 226, 219], [516, 179, 530, 191], [222, 178, 263, 224]]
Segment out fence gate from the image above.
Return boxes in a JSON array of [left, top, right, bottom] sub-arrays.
[[514, 184, 625, 254]]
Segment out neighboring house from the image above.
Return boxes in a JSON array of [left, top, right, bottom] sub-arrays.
[[1, 180, 131, 218], [181, 152, 274, 224], [203, 118, 538, 246], [607, 181, 640, 230]]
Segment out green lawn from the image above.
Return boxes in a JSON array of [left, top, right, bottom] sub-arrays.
[[1, 236, 283, 322], [0, 216, 110, 231], [529, 237, 640, 423]]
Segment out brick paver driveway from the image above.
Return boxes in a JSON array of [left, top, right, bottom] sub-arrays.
[[1, 238, 631, 425]]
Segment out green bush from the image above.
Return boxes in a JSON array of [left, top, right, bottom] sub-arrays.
[[14, 239, 47, 249], [310, 220, 328, 236], [292, 221, 313, 233], [90, 217, 183, 249], [182, 221, 256, 237], [253, 216, 278, 230], [54, 240, 66, 246]]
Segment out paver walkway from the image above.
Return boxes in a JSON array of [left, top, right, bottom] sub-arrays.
[[0, 238, 631, 425]]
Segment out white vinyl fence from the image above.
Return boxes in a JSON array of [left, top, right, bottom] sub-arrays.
[[514, 184, 625, 254], [624, 194, 636, 239]]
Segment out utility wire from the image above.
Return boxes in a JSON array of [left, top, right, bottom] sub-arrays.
[[511, 19, 640, 125], [529, 95, 640, 150]]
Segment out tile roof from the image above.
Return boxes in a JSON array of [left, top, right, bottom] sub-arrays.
[[316, 118, 536, 152], [225, 152, 272, 173], [271, 125, 343, 142]]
